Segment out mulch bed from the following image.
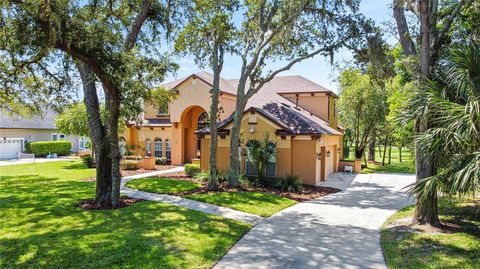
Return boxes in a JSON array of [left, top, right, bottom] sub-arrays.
[[176, 183, 340, 202], [158, 172, 341, 202], [76, 197, 144, 210], [81, 165, 178, 182], [121, 165, 177, 177]]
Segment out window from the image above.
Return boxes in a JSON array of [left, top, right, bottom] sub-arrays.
[[197, 112, 209, 153], [165, 139, 171, 160], [154, 138, 162, 157], [145, 138, 152, 157], [245, 140, 259, 176], [197, 112, 209, 131], [245, 140, 276, 177], [51, 133, 66, 141], [78, 136, 87, 150]]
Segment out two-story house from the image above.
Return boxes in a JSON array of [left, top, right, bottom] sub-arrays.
[[124, 71, 343, 185]]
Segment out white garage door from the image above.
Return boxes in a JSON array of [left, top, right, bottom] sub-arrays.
[[0, 139, 23, 159]]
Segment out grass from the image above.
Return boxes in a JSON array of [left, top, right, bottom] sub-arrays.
[[344, 147, 415, 174], [125, 177, 202, 194], [380, 197, 480, 269], [185, 191, 297, 217], [0, 160, 251, 269]]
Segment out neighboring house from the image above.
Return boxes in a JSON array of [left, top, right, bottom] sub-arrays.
[[124, 71, 343, 185], [0, 109, 88, 159]]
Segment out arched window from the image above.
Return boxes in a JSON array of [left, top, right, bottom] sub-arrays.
[[197, 112, 209, 131], [154, 138, 162, 157], [197, 112, 209, 154], [165, 139, 171, 161], [145, 138, 152, 157]]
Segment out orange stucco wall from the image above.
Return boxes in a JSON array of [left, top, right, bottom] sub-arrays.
[[283, 93, 338, 129], [292, 139, 317, 185], [125, 126, 172, 157]]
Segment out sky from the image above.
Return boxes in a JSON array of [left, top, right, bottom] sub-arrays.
[[164, 0, 396, 94]]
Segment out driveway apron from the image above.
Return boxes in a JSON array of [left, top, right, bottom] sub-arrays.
[[215, 173, 415, 269]]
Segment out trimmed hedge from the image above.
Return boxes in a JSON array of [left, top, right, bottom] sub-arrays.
[[185, 164, 201, 177], [26, 141, 72, 157], [120, 160, 140, 170]]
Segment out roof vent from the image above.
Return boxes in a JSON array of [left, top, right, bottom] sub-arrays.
[[281, 103, 290, 108]]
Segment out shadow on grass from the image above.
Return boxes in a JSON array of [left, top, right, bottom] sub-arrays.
[[0, 173, 250, 269]]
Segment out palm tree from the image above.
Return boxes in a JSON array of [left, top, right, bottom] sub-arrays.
[[246, 133, 277, 180], [406, 44, 480, 226]]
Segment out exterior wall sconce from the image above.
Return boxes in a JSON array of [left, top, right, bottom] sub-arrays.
[[173, 122, 178, 128], [337, 148, 341, 153], [316, 152, 322, 160], [326, 150, 331, 157]]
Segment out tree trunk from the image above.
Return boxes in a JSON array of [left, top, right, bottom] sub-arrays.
[[392, 0, 416, 56], [105, 88, 122, 207], [415, 0, 439, 226], [228, 97, 246, 188], [208, 44, 222, 191], [368, 134, 375, 162], [399, 146, 403, 162], [415, 188, 441, 227], [378, 141, 382, 158], [388, 143, 392, 164], [76, 62, 112, 207], [382, 135, 388, 166]]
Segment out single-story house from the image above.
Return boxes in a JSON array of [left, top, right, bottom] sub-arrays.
[[0, 109, 88, 159]]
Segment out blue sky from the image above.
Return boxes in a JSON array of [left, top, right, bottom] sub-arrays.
[[165, 0, 395, 94]]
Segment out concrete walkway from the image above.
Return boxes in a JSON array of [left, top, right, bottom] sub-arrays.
[[215, 173, 415, 269], [121, 167, 264, 226]]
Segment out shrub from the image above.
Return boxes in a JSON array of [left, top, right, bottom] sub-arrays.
[[279, 173, 304, 192], [194, 171, 209, 181], [217, 170, 229, 183], [185, 164, 201, 177], [80, 154, 95, 168], [120, 160, 139, 170], [155, 157, 167, 165], [194, 170, 229, 182], [26, 141, 72, 157], [124, 155, 143, 161]]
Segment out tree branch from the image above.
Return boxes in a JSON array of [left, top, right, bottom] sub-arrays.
[[392, 0, 416, 56], [124, 0, 153, 52], [432, 0, 468, 53]]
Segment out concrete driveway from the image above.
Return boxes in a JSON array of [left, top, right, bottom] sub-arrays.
[[215, 173, 415, 269]]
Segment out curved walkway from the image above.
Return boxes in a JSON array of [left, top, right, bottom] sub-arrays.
[[215, 173, 415, 269], [121, 167, 264, 225]]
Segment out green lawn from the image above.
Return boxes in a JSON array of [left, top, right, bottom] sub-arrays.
[[344, 147, 415, 174], [0, 161, 251, 269], [381, 197, 480, 269], [185, 191, 297, 217], [126, 177, 202, 194]]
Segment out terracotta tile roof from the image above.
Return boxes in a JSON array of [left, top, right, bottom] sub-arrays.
[[167, 71, 341, 136], [145, 118, 171, 126], [164, 71, 237, 95]]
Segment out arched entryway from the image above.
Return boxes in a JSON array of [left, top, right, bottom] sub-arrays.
[[179, 105, 208, 164]]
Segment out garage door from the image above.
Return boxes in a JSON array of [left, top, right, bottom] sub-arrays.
[[0, 139, 23, 159]]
